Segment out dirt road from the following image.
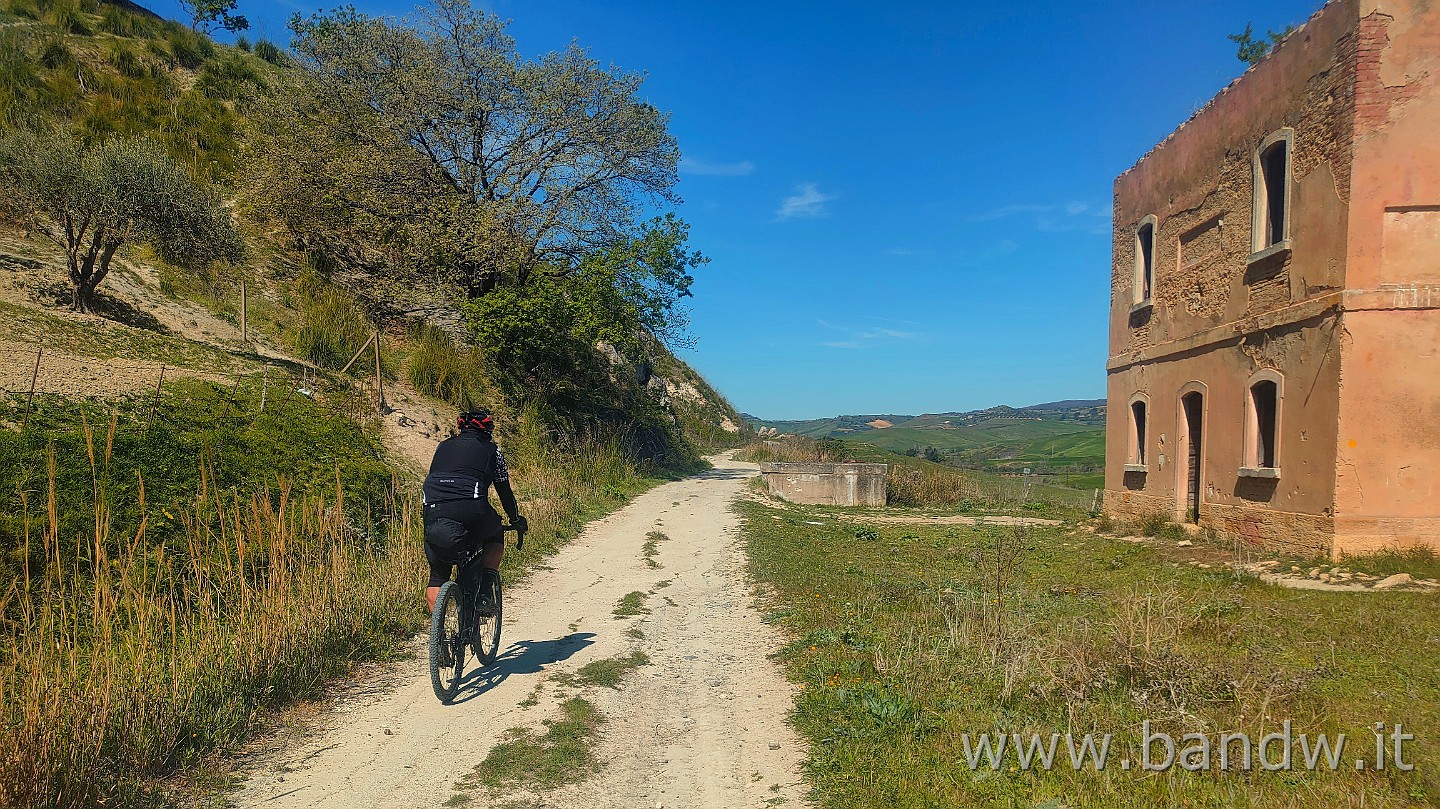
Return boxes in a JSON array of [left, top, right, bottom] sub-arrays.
[[233, 453, 809, 809]]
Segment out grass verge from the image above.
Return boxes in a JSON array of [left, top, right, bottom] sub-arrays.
[[0, 384, 422, 808], [740, 498, 1440, 808]]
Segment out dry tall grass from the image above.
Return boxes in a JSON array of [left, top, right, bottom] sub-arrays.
[[0, 426, 422, 808]]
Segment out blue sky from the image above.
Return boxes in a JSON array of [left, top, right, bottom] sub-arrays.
[[151, 0, 1323, 419]]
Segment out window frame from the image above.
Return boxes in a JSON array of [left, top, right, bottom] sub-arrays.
[[1250, 129, 1294, 261], [1241, 370, 1284, 478]]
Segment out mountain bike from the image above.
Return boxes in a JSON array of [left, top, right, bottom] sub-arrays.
[[429, 523, 524, 703]]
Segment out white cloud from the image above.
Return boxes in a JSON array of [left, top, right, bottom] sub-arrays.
[[680, 157, 756, 177], [775, 183, 834, 220], [966, 200, 1108, 235], [816, 319, 920, 349]]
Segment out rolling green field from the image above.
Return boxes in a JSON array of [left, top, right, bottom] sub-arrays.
[[749, 402, 1107, 487]]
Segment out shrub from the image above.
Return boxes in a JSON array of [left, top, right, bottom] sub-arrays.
[[164, 26, 213, 69], [44, 0, 89, 34], [106, 41, 148, 79], [38, 37, 74, 69], [234, 34, 250, 51], [253, 38, 284, 65], [406, 323, 489, 408], [195, 51, 265, 100], [292, 277, 373, 370]]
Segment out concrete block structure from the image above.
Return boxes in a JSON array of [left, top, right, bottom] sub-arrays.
[[760, 462, 888, 507], [1104, 0, 1440, 557]]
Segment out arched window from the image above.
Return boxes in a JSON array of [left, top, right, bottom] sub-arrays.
[[1126, 393, 1149, 471], [1243, 371, 1283, 475], [1133, 215, 1157, 306]]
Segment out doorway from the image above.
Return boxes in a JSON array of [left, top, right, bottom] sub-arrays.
[[1181, 392, 1204, 523]]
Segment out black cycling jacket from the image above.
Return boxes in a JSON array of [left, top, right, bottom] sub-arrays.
[[422, 430, 519, 521]]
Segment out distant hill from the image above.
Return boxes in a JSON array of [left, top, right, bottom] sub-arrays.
[[746, 398, 1106, 487], [746, 399, 1105, 437]]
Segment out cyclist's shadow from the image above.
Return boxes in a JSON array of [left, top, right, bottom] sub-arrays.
[[449, 631, 597, 704]]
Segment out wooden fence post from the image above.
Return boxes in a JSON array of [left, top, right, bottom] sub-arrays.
[[338, 333, 375, 376], [373, 328, 385, 413], [20, 347, 42, 430], [149, 365, 166, 421]]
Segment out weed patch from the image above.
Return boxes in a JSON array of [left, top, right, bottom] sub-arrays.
[[642, 529, 669, 568], [463, 698, 602, 792], [612, 591, 650, 618], [575, 651, 650, 689]]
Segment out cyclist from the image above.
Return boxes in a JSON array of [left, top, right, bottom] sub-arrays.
[[422, 410, 526, 615]]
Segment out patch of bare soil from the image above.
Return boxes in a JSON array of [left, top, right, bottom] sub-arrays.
[[230, 453, 809, 809]]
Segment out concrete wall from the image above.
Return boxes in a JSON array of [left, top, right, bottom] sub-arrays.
[[760, 463, 888, 507], [1333, 0, 1440, 554]]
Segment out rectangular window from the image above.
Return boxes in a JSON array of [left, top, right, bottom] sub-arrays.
[[1251, 380, 1277, 468], [1258, 140, 1289, 249]]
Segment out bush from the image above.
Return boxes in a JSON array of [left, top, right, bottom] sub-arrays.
[[406, 323, 489, 409], [44, 0, 89, 34], [253, 38, 284, 65], [292, 274, 374, 370], [164, 26, 213, 69], [235, 35, 250, 51], [196, 51, 265, 100], [38, 37, 74, 69]]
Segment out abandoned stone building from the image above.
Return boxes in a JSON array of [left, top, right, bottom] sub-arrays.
[[1103, 0, 1439, 557]]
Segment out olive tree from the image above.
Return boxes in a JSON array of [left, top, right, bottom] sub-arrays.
[[262, 0, 682, 293], [0, 132, 243, 313]]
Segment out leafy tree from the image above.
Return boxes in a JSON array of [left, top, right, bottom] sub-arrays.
[[181, 0, 248, 35], [262, 0, 682, 293], [922, 445, 942, 463], [1228, 21, 1297, 66], [0, 131, 243, 313]]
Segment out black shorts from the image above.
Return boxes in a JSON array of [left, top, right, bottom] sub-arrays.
[[424, 500, 504, 588]]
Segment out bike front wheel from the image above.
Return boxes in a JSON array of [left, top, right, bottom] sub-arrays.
[[470, 577, 503, 665], [429, 580, 466, 702]]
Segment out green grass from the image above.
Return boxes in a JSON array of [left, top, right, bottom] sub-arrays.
[[0, 298, 253, 372], [612, 590, 651, 618], [740, 498, 1440, 808], [574, 651, 650, 689], [462, 698, 603, 792], [849, 421, 1105, 477], [0, 378, 422, 808], [642, 529, 668, 568]]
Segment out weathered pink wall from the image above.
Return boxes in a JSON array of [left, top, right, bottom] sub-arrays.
[[1333, 0, 1440, 553]]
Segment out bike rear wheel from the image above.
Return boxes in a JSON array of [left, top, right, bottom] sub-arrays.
[[429, 580, 466, 703], [471, 577, 503, 665]]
